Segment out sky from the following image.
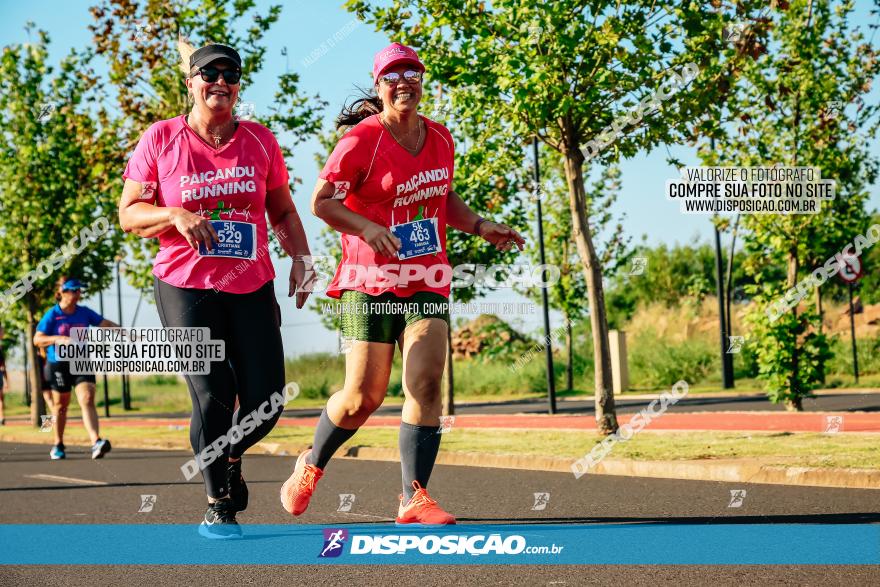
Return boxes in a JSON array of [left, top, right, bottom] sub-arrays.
[[2, 1, 879, 359]]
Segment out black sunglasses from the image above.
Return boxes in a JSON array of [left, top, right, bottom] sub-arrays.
[[194, 66, 242, 84], [378, 70, 422, 85]]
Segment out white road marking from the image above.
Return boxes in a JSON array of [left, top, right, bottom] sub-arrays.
[[337, 511, 393, 521], [26, 474, 109, 486]]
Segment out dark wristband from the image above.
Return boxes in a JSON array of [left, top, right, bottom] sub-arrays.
[[474, 218, 488, 236]]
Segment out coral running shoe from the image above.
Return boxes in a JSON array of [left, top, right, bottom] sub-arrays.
[[280, 449, 323, 515], [396, 481, 456, 526]]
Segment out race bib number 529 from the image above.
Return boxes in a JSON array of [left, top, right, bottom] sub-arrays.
[[198, 221, 257, 260]]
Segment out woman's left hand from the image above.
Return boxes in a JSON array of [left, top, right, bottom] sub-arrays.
[[479, 221, 526, 252], [289, 259, 313, 309]]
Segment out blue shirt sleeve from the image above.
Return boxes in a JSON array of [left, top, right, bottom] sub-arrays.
[[86, 307, 104, 326], [36, 308, 55, 335]]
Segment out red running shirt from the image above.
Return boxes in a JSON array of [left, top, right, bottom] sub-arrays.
[[319, 114, 454, 298]]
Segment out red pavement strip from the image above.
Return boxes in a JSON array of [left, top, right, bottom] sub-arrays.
[[11, 412, 880, 433]]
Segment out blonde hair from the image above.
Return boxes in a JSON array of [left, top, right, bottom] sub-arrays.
[[177, 35, 197, 75]]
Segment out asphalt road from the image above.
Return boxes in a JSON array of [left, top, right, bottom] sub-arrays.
[[0, 441, 878, 585]]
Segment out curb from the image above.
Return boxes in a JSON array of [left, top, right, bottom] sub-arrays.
[[340, 446, 880, 490], [3, 433, 878, 491]]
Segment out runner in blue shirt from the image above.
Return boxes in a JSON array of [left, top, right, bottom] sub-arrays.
[[34, 278, 118, 460]]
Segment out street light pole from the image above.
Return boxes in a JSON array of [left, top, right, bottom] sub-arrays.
[[710, 138, 734, 389], [99, 289, 110, 417], [115, 260, 131, 410], [533, 137, 557, 414], [848, 282, 859, 383], [714, 224, 734, 388], [22, 335, 31, 406]]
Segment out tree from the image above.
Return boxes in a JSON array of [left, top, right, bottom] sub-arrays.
[[347, 0, 772, 432], [89, 0, 326, 290], [523, 150, 629, 391], [0, 27, 123, 425], [434, 85, 531, 413], [703, 0, 880, 409]]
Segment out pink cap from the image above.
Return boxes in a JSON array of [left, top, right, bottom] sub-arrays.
[[372, 43, 425, 81]]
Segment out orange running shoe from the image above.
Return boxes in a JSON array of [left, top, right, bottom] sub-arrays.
[[396, 481, 456, 526], [280, 449, 324, 516]]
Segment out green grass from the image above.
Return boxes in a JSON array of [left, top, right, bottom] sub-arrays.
[[827, 335, 880, 376], [2, 369, 874, 419], [3, 330, 877, 418], [2, 424, 878, 470]]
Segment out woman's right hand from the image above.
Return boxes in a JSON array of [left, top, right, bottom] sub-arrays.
[[170, 208, 219, 251], [360, 222, 401, 258]]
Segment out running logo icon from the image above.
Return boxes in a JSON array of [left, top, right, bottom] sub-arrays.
[[235, 101, 256, 121], [438, 415, 455, 434], [300, 255, 337, 293], [824, 415, 843, 434], [37, 101, 57, 123], [337, 494, 355, 512], [139, 181, 157, 201], [822, 100, 842, 121], [726, 336, 745, 354], [728, 489, 747, 508], [723, 22, 748, 43], [629, 257, 647, 275], [531, 492, 550, 511], [138, 495, 157, 513], [40, 415, 55, 432], [332, 181, 350, 200], [319, 528, 348, 558], [526, 24, 543, 45]]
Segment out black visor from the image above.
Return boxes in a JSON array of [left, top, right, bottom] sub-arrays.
[[189, 44, 242, 71]]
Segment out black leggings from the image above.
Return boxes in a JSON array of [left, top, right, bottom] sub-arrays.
[[154, 278, 286, 499]]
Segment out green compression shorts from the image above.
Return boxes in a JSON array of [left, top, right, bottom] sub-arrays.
[[338, 290, 450, 344]]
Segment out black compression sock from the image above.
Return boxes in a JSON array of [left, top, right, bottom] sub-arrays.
[[306, 408, 358, 469], [399, 422, 441, 502]]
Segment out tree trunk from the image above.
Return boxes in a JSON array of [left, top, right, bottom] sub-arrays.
[[565, 317, 573, 392], [784, 250, 802, 412], [725, 214, 739, 334], [815, 284, 825, 385], [443, 307, 454, 416], [561, 146, 618, 434], [25, 293, 46, 427]]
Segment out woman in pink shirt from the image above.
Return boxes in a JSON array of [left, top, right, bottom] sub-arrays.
[[118, 41, 313, 539], [281, 43, 524, 526]]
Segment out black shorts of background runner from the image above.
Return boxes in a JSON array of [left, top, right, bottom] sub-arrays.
[[154, 278, 285, 499], [45, 361, 96, 393]]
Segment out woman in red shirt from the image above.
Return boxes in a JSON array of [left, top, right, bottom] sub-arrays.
[[281, 43, 524, 525]]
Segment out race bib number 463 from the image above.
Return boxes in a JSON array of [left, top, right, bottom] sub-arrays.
[[391, 218, 441, 260], [198, 221, 257, 260]]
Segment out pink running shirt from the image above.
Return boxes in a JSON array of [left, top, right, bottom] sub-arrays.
[[123, 115, 289, 293], [319, 114, 455, 299]]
